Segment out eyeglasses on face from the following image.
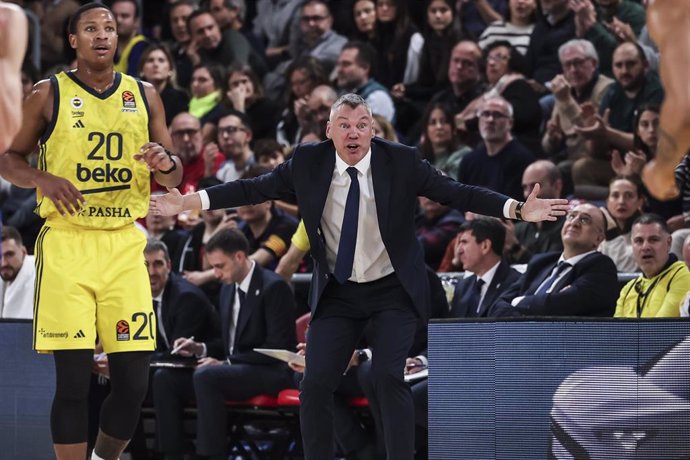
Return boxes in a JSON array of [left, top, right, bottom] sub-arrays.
[[565, 213, 593, 226], [218, 126, 245, 135]]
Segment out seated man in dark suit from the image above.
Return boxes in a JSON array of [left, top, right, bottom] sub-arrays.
[[450, 217, 522, 318], [146, 239, 219, 356], [490, 203, 618, 317], [152, 229, 296, 459]]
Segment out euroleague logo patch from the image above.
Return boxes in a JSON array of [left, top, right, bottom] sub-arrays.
[[121, 90, 136, 109], [116, 320, 130, 341]]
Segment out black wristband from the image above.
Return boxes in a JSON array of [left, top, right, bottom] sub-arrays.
[[515, 201, 525, 220], [158, 148, 177, 175]]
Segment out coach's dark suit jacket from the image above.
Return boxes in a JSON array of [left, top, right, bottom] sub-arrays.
[[450, 260, 521, 318], [489, 251, 618, 317], [157, 273, 219, 353], [206, 138, 510, 319], [205, 264, 296, 364]]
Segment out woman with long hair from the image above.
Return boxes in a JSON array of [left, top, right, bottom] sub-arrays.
[[138, 44, 189, 126], [478, 0, 537, 55], [418, 101, 471, 179], [372, 0, 424, 89]]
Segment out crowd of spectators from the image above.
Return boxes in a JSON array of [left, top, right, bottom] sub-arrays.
[[3, 0, 690, 458]]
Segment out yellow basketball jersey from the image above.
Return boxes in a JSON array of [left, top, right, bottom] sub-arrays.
[[37, 71, 151, 229]]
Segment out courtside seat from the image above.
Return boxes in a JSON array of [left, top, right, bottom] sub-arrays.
[[277, 389, 301, 406], [348, 396, 369, 408]]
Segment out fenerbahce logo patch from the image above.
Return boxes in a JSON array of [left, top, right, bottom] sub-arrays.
[[116, 320, 130, 341]]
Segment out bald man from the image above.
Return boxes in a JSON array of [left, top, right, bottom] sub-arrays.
[[0, 2, 28, 153], [643, 0, 690, 200]]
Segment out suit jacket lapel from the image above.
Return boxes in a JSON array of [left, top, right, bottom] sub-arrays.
[[477, 262, 506, 316], [301, 143, 335, 239], [371, 143, 392, 237], [221, 284, 234, 347]]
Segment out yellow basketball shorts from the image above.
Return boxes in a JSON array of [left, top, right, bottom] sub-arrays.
[[33, 223, 156, 353]]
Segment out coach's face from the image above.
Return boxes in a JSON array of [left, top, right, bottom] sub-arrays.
[[326, 104, 374, 166]]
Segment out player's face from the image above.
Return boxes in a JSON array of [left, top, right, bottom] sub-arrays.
[[69, 8, 118, 66], [0, 239, 26, 283], [144, 249, 171, 297], [326, 104, 374, 166]]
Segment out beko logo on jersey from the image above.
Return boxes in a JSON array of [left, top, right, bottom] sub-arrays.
[[77, 162, 133, 183]]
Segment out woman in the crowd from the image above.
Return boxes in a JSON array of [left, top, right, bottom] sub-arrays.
[[612, 104, 682, 223], [372, 0, 424, 88], [276, 56, 328, 146], [478, 0, 537, 55], [458, 40, 543, 154], [138, 44, 189, 126], [205, 64, 281, 142], [417, 101, 471, 179], [600, 176, 645, 272], [392, 0, 464, 103], [188, 63, 225, 136], [352, 0, 377, 41]]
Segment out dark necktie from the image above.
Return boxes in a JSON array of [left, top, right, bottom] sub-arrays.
[[466, 278, 485, 316], [535, 261, 571, 295], [229, 287, 245, 355], [334, 167, 360, 284]]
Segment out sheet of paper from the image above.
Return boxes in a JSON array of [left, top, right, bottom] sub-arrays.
[[254, 348, 306, 366]]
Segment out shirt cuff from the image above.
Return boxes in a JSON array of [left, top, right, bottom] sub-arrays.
[[511, 295, 525, 307], [503, 199, 517, 219], [199, 190, 210, 210]]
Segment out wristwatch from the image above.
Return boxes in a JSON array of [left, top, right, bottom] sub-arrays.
[[356, 349, 369, 364]]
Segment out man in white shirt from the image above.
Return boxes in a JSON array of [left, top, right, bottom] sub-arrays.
[[0, 225, 35, 319]]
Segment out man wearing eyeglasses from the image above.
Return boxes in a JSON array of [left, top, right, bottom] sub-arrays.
[[490, 202, 618, 317], [615, 213, 690, 318], [457, 96, 536, 201], [166, 112, 225, 195], [289, 1, 346, 73], [216, 111, 255, 183]]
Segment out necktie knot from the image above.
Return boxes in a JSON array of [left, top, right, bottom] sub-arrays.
[[346, 166, 358, 181]]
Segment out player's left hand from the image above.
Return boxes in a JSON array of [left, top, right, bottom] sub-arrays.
[[521, 183, 570, 222], [134, 142, 175, 172]]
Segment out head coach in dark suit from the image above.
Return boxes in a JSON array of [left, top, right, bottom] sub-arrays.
[[150, 94, 569, 459]]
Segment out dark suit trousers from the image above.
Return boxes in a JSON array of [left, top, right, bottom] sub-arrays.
[[300, 274, 418, 460]]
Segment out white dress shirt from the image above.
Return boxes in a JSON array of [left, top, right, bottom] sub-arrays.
[[320, 150, 394, 283]]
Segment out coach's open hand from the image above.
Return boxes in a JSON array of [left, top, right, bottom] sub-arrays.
[[520, 183, 569, 222]]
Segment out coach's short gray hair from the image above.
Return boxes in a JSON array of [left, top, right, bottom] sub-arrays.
[[329, 93, 372, 121]]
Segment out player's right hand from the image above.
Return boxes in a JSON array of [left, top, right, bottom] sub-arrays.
[[150, 187, 185, 216], [33, 172, 85, 216]]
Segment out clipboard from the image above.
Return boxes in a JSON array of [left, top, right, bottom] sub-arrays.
[[254, 348, 306, 367]]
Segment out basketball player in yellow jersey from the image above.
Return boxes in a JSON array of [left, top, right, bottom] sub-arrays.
[[643, 0, 690, 200], [0, 4, 182, 460], [0, 1, 28, 152]]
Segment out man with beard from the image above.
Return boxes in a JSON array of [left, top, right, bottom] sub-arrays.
[[0, 226, 35, 319], [457, 96, 535, 201]]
